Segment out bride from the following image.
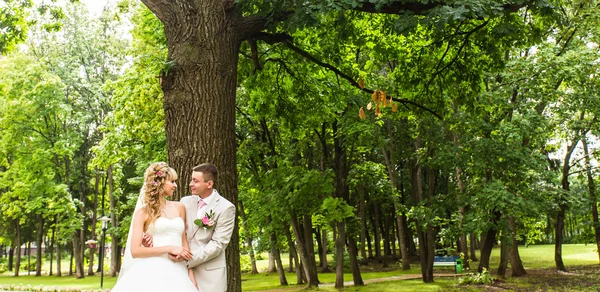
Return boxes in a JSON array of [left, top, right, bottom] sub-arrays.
[[111, 162, 199, 291]]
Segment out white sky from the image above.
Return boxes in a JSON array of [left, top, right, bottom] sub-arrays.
[[83, 0, 110, 16]]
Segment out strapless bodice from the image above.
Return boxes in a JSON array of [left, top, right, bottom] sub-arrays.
[[146, 217, 184, 247]]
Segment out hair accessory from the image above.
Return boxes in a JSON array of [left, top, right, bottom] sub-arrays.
[[156, 171, 163, 177]]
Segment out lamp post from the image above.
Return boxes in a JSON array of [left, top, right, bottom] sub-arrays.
[[99, 216, 111, 289]]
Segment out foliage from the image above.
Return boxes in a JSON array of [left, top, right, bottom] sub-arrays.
[[458, 268, 495, 285]]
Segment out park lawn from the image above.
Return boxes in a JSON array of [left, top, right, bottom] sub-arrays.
[[0, 274, 117, 290], [487, 244, 598, 269], [0, 244, 598, 291]]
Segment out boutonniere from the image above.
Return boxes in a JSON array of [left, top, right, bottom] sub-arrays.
[[194, 209, 216, 230]]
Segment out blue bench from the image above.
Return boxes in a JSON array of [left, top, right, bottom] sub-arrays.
[[433, 256, 462, 273]]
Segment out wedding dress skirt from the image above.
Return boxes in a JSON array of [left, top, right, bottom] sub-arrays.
[[111, 217, 198, 292]]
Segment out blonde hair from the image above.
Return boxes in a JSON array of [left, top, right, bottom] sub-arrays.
[[142, 162, 178, 229]]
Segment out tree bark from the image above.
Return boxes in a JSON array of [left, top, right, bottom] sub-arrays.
[[396, 214, 410, 270], [8, 245, 14, 271], [238, 200, 258, 274], [478, 212, 500, 273], [72, 234, 84, 278], [582, 138, 600, 264], [508, 216, 526, 276], [107, 165, 119, 276], [497, 239, 509, 278], [140, 1, 243, 289], [270, 232, 288, 286], [319, 228, 330, 271], [14, 222, 21, 277], [302, 214, 318, 278], [290, 212, 319, 287], [35, 216, 43, 276], [470, 233, 478, 261], [347, 235, 364, 286], [284, 226, 303, 284], [358, 184, 369, 265], [335, 221, 345, 288], [88, 171, 100, 276], [556, 138, 579, 272]]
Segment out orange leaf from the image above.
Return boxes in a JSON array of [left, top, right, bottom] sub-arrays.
[[359, 107, 366, 119], [358, 78, 365, 89], [375, 104, 381, 116], [367, 102, 373, 110], [371, 91, 378, 103], [392, 102, 397, 112]]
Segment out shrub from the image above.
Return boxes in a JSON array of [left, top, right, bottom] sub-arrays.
[[240, 254, 251, 273], [458, 268, 495, 285]]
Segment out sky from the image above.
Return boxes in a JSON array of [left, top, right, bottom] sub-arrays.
[[83, 0, 110, 16]]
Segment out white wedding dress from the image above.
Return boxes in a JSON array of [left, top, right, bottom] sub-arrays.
[[111, 217, 198, 292]]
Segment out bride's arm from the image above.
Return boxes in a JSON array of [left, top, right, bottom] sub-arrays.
[[130, 209, 191, 259], [177, 204, 199, 289]]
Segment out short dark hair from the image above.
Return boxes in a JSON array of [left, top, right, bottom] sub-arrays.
[[193, 163, 218, 185]]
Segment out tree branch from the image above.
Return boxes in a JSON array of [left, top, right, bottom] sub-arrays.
[[252, 32, 442, 119], [354, 1, 527, 15]]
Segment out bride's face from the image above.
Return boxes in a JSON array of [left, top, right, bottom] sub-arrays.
[[163, 179, 177, 197]]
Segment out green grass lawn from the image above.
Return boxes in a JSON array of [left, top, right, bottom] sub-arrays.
[[0, 244, 598, 291]]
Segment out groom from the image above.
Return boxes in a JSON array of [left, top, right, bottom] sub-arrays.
[[179, 163, 236, 291]]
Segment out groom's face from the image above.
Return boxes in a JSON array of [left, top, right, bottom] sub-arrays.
[[189, 171, 213, 198]]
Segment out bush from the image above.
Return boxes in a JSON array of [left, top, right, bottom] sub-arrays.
[[332, 251, 351, 272], [458, 268, 495, 285], [255, 253, 265, 261], [240, 254, 251, 273]]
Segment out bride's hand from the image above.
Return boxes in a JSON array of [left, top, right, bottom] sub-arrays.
[[169, 246, 192, 260]]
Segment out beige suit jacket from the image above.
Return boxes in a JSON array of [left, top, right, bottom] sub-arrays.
[[181, 190, 235, 292]]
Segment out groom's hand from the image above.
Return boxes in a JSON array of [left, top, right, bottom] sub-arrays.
[[142, 233, 153, 247]]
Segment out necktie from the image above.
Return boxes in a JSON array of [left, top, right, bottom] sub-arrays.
[[197, 199, 206, 218]]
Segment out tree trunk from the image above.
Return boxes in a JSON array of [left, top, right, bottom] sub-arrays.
[[497, 239, 509, 278], [290, 213, 319, 287], [27, 242, 31, 276], [8, 245, 14, 271], [334, 221, 345, 288], [381, 213, 391, 267], [358, 184, 369, 265], [265, 252, 274, 273], [14, 222, 21, 276], [238, 200, 258, 274], [56, 243, 62, 277], [88, 171, 100, 276], [583, 139, 600, 264], [347, 235, 364, 286], [270, 232, 288, 286], [140, 1, 243, 290], [396, 214, 410, 270], [73, 234, 85, 278], [35, 216, 43, 276], [478, 214, 499, 273], [556, 139, 578, 272], [455, 154, 470, 270], [69, 247, 73, 276], [303, 215, 318, 278], [508, 216, 526, 276], [107, 165, 120, 276], [370, 207, 382, 260], [284, 226, 303, 284], [470, 233, 478, 261], [319, 228, 330, 272]]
